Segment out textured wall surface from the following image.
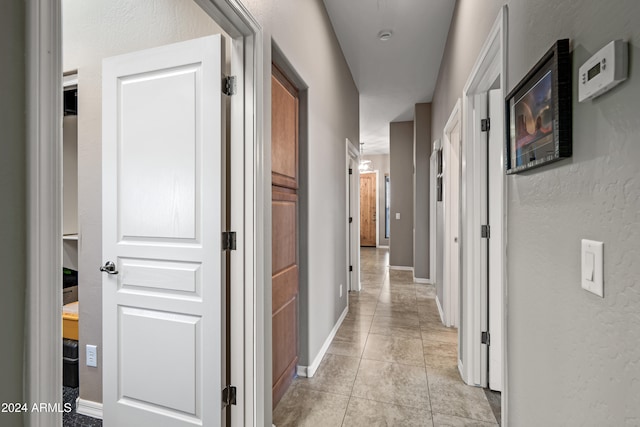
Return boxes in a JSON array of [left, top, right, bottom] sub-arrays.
[[389, 121, 415, 267], [362, 154, 390, 247], [63, 0, 225, 404], [414, 103, 432, 280], [63, 1, 359, 420], [0, 1, 26, 426], [432, 0, 640, 424]]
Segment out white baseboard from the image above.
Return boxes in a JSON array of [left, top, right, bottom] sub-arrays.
[[75, 398, 103, 420], [376, 245, 389, 249], [435, 296, 445, 324], [297, 306, 348, 378], [388, 265, 413, 271], [413, 277, 433, 284]]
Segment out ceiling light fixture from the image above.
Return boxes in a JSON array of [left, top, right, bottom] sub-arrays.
[[359, 143, 372, 172], [377, 30, 393, 41]]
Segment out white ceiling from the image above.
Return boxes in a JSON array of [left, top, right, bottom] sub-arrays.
[[323, 0, 456, 154]]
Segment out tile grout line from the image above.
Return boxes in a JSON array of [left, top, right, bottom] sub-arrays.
[[341, 250, 382, 426], [413, 275, 436, 427]]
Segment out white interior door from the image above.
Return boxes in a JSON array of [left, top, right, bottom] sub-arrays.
[[102, 35, 226, 426], [487, 89, 504, 391]]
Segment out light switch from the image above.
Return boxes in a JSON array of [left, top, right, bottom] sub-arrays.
[[395, 213, 401, 220], [583, 251, 594, 281], [86, 344, 98, 367], [581, 239, 604, 297]]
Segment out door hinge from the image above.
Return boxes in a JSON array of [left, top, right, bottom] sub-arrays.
[[349, 265, 353, 272], [223, 75, 237, 96], [349, 217, 353, 223], [481, 331, 490, 346], [481, 118, 490, 132], [481, 225, 490, 238], [349, 168, 353, 175], [222, 231, 237, 251], [222, 385, 237, 407]]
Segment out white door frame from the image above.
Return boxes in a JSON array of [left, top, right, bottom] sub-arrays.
[[429, 139, 440, 286], [346, 139, 361, 292], [25, 0, 264, 426], [459, 4, 507, 422], [443, 99, 461, 329]]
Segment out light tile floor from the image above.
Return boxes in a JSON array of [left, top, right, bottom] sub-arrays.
[[273, 247, 499, 427]]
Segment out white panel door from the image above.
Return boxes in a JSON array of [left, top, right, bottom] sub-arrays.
[[488, 89, 504, 391], [102, 35, 225, 427]]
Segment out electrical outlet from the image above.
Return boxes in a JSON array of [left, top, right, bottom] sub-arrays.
[[340, 284, 343, 298], [86, 345, 97, 367]]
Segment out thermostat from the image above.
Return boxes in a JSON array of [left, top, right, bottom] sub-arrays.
[[578, 39, 628, 102]]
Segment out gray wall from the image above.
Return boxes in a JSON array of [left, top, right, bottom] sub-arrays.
[[413, 103, 432, 280], [389, 121, 414, 267], [432, 0, 640, 424], [243, 1, 359, 417], [0, 1, 26, 426], [63, 0, 225, 404], [362, 154, 390, 247]]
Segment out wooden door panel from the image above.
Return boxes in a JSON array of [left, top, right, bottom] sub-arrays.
[[272, 265, 298, 314], [360, 173, 376, 246], [271, 65, 298, 190], [271, 300, 297, 406], [272, 189, 297, 274], [271, 65, 299, 408]]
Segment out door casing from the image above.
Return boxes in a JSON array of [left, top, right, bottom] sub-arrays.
[[443, 99, 461, 329], [346, 139, 360, 292], [459, 5, 507, 425], [25, 0, 264, 425]]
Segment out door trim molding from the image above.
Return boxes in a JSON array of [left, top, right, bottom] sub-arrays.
[[374, 170, 380, 248], [26, 1, 264, 425], [459, 5, 508, 425], [429, 140, 440, 287], [346, 139, 361, 292], [443, 98, 461, 329], [26, 1, 63, 425]]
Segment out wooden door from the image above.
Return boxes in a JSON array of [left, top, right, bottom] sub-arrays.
[[102, 35, 226, 426], [360, 173, 376, 246], [271, 64, 299, 408]]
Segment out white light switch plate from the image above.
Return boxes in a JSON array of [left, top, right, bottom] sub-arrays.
[[86, 344, 98, 367], [581, 239, 604, 297], [395, 213, 401, 220]]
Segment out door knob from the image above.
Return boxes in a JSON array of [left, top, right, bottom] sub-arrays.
[[100, 261, 119, 275]]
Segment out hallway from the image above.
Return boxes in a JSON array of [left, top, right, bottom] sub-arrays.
[[273, 248, 499, 426]]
